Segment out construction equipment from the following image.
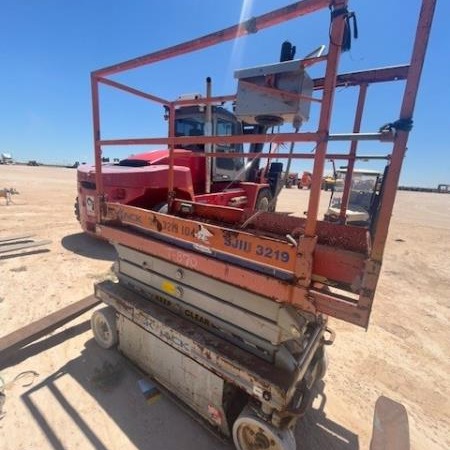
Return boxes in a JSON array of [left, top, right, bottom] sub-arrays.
[[321, 174, 336, 191], [0, 153, 13, 165], [297, 171, 312, 189], [75, 84, 292, 236], [324, 169, 382, 225], [76, 103, 283, 235], [86, 1, 435, 449], [285, 172, 299, 188], [321, 159, 337, 191]]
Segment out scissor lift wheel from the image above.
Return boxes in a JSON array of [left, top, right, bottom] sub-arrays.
[[233, 407, 296, 450], [91, 306, 118, 349]]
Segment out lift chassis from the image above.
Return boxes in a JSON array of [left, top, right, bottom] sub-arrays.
[[88, 1, 435, 449], [94, 279, 330, 444]]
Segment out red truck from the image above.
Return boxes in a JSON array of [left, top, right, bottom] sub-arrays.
[[75, 104, 282, 235]]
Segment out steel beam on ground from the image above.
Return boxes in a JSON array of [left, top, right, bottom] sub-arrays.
[[0, 296, 100, 359], [0, 240, 51, 254]]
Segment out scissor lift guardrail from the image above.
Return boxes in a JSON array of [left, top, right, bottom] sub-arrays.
[[90, 0, 435, 330], [87, 1, 435, 449]]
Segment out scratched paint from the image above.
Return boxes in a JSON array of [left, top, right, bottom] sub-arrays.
[[105, 203, 297, 272]]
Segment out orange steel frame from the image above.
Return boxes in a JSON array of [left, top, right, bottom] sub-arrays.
[[90, 0, 436, 328]]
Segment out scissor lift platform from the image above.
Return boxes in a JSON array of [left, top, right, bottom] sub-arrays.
[[86, 1, 435, 449]]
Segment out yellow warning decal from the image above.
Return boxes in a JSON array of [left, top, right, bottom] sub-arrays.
[[161, 280, 177, 296]]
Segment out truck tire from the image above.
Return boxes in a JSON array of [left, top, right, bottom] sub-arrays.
[[152, 202, 169, 214], [255, 188, 274, 212], [233, 406, 296, 450], [74, 197, 80, 222], [91, 307, 118, 349]]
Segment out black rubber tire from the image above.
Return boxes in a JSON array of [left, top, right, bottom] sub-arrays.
[[152, 202, 168, 214], [255, 188, 274, 212], [74, 197, 80, 222]]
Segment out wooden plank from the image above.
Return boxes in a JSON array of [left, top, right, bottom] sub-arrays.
[[0, 295, 100, 358], [0, 234, 35, 244], [0, 239, 51, 254]]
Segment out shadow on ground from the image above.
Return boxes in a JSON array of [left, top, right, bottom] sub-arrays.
[[297, 381, 359, 449], [61, 233, 116, 261], [0, 321, 91, 371], [21, 340, 230, 450], [20, 339, 358, 450]]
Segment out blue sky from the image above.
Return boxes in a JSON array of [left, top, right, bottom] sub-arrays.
[[0, 0, 448, 187]]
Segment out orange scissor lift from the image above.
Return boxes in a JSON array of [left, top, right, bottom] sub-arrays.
[[89, 1, 435, 448]]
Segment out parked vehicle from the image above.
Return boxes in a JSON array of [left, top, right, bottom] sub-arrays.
[[297, 171, 312, 189], [285, 172, 299, 188], [324, 169, 382, 225], [0, 153, 13, 165], [76, 103, 283, 235]]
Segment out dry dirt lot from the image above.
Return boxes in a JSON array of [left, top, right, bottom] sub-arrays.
[[0, 165, 449, 450]]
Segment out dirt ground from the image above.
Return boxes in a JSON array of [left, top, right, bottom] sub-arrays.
[[0, 165, 449, 450]]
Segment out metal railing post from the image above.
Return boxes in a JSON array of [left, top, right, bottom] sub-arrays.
[[304, 0, 348, 237]]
